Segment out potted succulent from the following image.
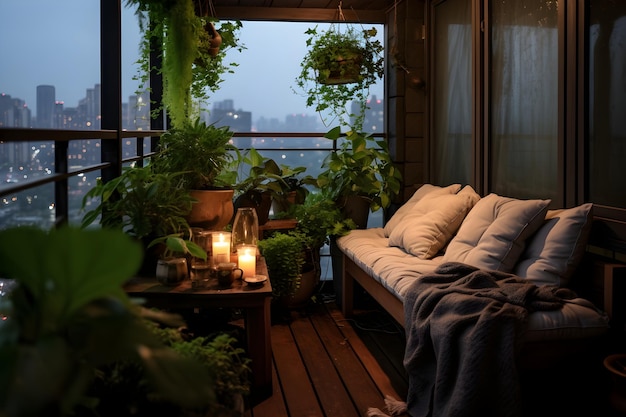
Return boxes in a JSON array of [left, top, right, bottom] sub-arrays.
[[294, 24, 383, 130], [150, 117, 241, 230], [0, 226, 216, 416], [316, 126, 402, 228], [125, 0, 245, 128]]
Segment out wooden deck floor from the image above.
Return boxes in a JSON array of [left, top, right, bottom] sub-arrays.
[[237, 289, 620, 417], [245, 298, 407, 417]]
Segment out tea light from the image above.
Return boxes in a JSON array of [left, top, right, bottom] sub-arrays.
[[237, 244, 257, 278], [212, 232, 231, 264]]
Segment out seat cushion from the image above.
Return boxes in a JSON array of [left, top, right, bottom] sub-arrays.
[[388, 185, 481, 259], [442, 194, 551, 272], [513, 203, 594, 287], [383, 183, 461, 237]]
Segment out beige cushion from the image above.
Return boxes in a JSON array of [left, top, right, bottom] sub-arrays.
[[388, 186, 481, 259], [443, 193, 551, 272], [383, 183, 462, 237], [513, 203, 593, 287]]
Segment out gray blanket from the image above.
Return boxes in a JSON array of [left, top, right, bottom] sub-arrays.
[[403, 262, 576, 417]]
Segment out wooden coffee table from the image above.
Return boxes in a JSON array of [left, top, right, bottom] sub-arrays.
[[124, 258, 273, 399]]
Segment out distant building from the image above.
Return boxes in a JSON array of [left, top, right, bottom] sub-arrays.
[[208, 99, 252, 132], [351, 94, 384, 133], [36, 85, 55, 128], [0, 93, 31, 127]]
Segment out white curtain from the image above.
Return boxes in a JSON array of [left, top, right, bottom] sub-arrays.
[[490, 0, 559, 199], [433, 0, 472, 186]]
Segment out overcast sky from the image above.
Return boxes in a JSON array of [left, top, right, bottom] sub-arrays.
[[0, 1, 383, 121]]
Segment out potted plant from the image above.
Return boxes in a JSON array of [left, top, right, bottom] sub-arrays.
[[317, 126, 403, 228], [148, 232, 208, 285], [233, 148, 285, 225], [234, 148, 317, 223], [293, 24, 383, 130], [270, 164, 317, 216], [126, 0, 244, 128], [0, 226, 216, 416], [151, 117, 241, 230], [80, 165, 202, 275], [257, 231, 315, 308]]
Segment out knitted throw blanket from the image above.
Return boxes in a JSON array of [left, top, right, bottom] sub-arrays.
[[400, 262, 575, 417]]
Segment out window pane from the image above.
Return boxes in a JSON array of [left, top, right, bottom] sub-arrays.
[[589, 1, 626, 207], [490, 0, 558, 200], [204, 21, 384, 134], [433, 0, 472, 185]]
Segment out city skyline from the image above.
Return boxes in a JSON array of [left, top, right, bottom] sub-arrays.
[[0, 2, 383, 123]]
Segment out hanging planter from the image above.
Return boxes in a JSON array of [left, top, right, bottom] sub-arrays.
[[294, 22, 383, 130], [316, 49, 364, 85], [126, 0, 244, 128]]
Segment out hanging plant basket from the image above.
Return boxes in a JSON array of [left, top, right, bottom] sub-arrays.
[[316, 51, 364, 85]]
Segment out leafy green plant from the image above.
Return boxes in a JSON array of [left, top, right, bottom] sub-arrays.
[[293, 24, 383, 130], [291, 192, 356, 249], [80, 165, 194, 241], [87, 322, 250, 417], [234, 148, 316, 214], [126, 0, 245, 128], [151, 118, 240, 190], [317, 126, 402, 212], [0, 226, 216, 416], [257, 232, 307, 299]]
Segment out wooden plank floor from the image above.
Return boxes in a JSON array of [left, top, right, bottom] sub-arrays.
[[236, 291, 621, 417], [245, 299, 408, 417]]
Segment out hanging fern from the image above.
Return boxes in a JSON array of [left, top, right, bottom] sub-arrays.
[[163, 0, 197, 128]]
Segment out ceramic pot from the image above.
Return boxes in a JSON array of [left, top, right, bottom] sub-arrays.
[[156, 258, 188, 286]]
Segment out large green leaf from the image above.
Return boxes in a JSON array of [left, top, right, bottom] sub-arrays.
[[0, 226, 143, 327]]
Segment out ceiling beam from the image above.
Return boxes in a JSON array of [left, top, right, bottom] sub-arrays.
[[213, 6, 386, 23]]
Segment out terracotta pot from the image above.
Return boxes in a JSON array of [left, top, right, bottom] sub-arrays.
[[187, 189, 234, 230]]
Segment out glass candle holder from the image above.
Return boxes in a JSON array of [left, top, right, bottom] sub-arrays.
[[231, 207, 259, 252], [212, 232, 231, 265], [237, 244, 257, 278]]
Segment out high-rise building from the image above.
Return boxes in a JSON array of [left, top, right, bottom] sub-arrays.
[[0, 93, 31, 128], [36, 85, 55, 128], [209, 99, 252, 132]]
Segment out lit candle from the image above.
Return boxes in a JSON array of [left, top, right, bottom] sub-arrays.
[[212, 232, 231, 264], [237, 245, 257, 278]]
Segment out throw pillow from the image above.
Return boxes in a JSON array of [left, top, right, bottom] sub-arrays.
[[513, 203, 593, 287], [442, 193, 551, 272], [388, 185, 481, 258], [383, 183, 462, 237]]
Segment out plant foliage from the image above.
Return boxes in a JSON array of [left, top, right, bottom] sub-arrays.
[[317, 127, 402, 212], [126, 0, 245, 128], [0, 226, 215, 416], [294, 24, 383, 130], [257, 232, 307, 299], [80, 165, 194, 241], [151, 118, 239, 190]]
